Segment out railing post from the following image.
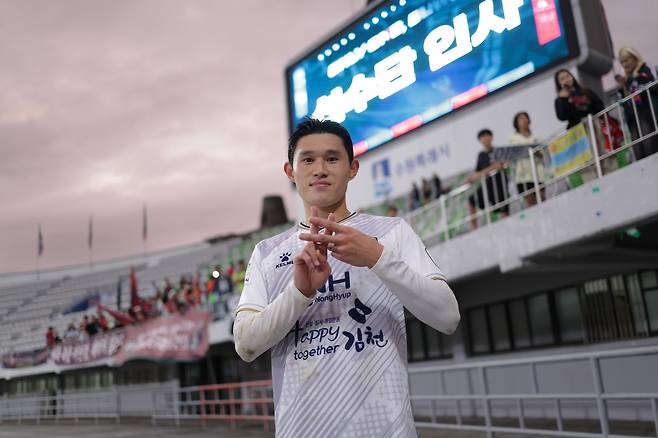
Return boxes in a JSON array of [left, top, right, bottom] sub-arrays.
[[590, 357, 609, 437], [517, 398, 525, 429], [555, 398, 563, 431], [587, 115, 603, 179], [115, 386, 121, 425], [174, 387, 180, 427], [479, 367, 493, 438], [199, 388, 207, 429], [228, 386, 236, 429], [530, 363, 539, 394], [456, 399, 462, 425], [151, 391, 157, 426], [529, 146, 542, 204], [480, 176, 491, 225], [651, 398, 658, 435], [439, 194, 450, 242], [430, 399, 436, 423]]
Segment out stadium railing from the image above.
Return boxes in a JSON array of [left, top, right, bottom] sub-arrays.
[[151, 379, 274, 431], [409, 344, 658, 438], [404, 79, 658, 243], [2, 346, 657, 436]]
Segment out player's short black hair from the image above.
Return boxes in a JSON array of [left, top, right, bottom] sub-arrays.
[[477, 128, 493, 138], [288, 117, 354, 164]]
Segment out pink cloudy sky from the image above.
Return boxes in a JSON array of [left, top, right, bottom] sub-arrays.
[[1, 0, 656, 274]]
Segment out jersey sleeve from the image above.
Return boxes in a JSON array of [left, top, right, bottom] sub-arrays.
[[235, 244, 269, 314], [385, 218, 447, 281]]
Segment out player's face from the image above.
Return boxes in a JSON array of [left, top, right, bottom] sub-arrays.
[[284, 133, 359, 210]]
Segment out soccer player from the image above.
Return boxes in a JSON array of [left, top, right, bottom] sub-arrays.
[[233, 118, 460, 437]]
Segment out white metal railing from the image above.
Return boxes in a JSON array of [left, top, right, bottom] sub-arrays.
[[0, 390, 120, 424], [405, 79, 658, 243], [409, 344, 658, 438]]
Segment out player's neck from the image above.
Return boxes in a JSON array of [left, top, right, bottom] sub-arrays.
[[303, 200, 352, 222]]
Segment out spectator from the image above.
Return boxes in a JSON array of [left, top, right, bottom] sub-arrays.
[[508, 111, 545, 207], [87, 316, 100, 336], [63, 323, 79, 343], [554, 69, 604, 129], [421, 178, 432, 205], [80, 315, 90, 335], [616, 46, 658, 159], [387, 205, 399, 217], [431, 173, 443, 199], [232, 260, 247, 293], [408, 183, 421, 210], [98, 313, 109, 332], [46, 326, 59, 348], [467, 129, 509, 230]]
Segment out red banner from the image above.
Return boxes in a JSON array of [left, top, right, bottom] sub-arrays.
[[116, 310, 210, 364], [50, 330, 126, 366], [48, 311, 210, 366]]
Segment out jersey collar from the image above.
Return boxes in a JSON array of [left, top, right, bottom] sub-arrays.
[[298, 211, 358, 230]]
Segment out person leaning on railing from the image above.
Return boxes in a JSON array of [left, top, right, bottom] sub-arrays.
[[467, 129, 509, 230], [508, 111, 545, 207], [616, 46, 658, 160]]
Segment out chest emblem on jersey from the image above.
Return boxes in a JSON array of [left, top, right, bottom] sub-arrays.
[[275, 251, 294, 269]]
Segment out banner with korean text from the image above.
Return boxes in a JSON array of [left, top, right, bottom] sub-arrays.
[[47, 311, 210, 367]]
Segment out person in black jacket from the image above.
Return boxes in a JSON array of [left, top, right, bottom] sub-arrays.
[[554, 69, 605, 129], [616, 46, 658, 160]]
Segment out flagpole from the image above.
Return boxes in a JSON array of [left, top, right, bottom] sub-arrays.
[[89, 215, 94, 272], [36, 224, 43, 281], [142, 204, 148, 265]]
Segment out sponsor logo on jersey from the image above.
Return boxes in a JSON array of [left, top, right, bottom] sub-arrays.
[[275, 251, 294, 269]]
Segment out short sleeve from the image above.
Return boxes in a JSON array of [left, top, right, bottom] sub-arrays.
[[235, 245, 269, 314], [475, 151, 489, 171], [381, 219, 447, 281]]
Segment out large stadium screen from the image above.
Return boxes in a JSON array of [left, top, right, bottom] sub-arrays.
[[285, 0, 579, 156]]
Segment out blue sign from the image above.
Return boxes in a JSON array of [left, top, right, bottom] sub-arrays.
[[286, 0, 578, 156]]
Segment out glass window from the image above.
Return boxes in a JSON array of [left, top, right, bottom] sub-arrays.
[[509, 299, 531, 349], [582, 279, 617, 341], [626, 274, 649, 336], [610, 276, 634, 338], [488, 304, 511, 351], [469, 308, 490, 354], [407, 319, 426, 361], [645, 289, 658, 333], [555, 288, 585, 343], [424, 327, 444, 359], [641, 271, 658, 289], [528, 294, 555, 346]]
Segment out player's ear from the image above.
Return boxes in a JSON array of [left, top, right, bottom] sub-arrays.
[[284, 161, 295, 183], [348, 159, 359, 180]]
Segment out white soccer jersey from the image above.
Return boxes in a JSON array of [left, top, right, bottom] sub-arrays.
[[236, 213, 446, 438]]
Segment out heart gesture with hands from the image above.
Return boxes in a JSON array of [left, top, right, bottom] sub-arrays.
[[299, 212, 384, 270]]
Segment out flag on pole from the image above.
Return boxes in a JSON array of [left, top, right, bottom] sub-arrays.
[[142, 204, 148, 241], [88, 215, 93, 250], [37, 225, 44, 256], [130, 266, 140, 307]]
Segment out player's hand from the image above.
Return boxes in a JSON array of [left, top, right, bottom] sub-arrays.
[[558, 86, 570, 98], [299, 214, 384, 269], [294, 207, 331, 298]]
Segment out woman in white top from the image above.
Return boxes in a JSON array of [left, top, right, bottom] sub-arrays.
[[508, 111, 545, 207]]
